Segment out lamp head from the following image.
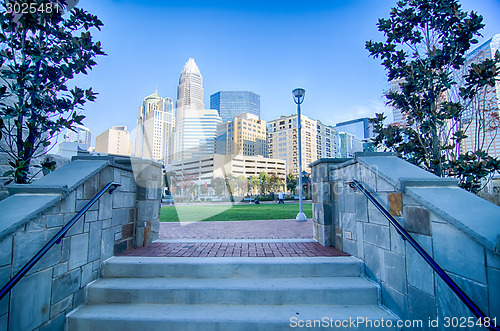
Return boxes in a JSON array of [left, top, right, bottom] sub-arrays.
[[292, 88, 305, 104]]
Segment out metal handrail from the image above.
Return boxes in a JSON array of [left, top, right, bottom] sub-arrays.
[[0, 181, 121, 301], [345, 179, 499, 331]]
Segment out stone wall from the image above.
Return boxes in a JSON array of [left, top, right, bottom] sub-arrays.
[[311, 152, 500, 329], [0, 155, 161, 330]]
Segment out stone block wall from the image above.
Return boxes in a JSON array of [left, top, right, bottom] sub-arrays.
[[0, 155, 161, 330], [311, 153, 500, 328]]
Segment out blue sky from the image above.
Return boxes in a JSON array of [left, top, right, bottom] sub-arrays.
[[70, 0, 500, 146]]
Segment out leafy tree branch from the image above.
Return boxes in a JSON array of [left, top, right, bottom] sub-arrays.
[[0, 0, 105, 184]]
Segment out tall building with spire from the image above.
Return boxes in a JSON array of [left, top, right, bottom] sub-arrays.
[[135, 91, 174, 165], [176, 58, 205, 113], [174, 58, 221, 161]]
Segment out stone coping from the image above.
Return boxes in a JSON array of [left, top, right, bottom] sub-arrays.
[[407, 186, 500, 253], [308, 152, 398, 168], [398, 178, 459, 190], [73, 155, 163, 172], [0, 194, 60, 240], [7, 160, 109, 196], [356, 155, 438, 187], [309, 157, 353, 168]]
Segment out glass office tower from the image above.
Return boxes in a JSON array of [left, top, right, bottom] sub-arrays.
[[210, 91, 260, 123]]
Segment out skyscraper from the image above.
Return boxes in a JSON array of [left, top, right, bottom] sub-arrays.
[[337, 132, 364, 158], [176, 58, 205, 115], [317, 120, 339, 159], [268, 114, 314, 175], [180, 109, 221, 160], [335, 118, 374, 141], [267, 114, 362, 174], [135, 92, 175, 165], [174, 58, 221, 161], [215, 112, 267, 157], [210, 91, 260, 123]]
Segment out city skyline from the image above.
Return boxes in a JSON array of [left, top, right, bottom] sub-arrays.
[[59, 0, 500, 148]]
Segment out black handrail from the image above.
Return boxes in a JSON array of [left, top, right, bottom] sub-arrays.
[[345, 179, 499, 331], [0, 181, 121, 301]]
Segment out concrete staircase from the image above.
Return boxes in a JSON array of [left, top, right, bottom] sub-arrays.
[[67, 256, 399, 330]]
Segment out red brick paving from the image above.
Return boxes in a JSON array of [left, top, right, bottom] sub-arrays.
[[159, 219, 313, 239], [118, 218, 348, 257], [118, 242, 348, 258]]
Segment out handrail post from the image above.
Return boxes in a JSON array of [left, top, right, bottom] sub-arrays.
[[345, 179, 499, 331]]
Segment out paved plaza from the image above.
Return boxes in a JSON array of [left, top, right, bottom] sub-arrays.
[[119, 219, 348, 257], [159, 218, 313, 239]]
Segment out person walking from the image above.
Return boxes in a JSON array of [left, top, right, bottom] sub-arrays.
[[278, 191, 284, 204]]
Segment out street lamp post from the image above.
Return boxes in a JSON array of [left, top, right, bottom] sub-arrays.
[[292, 88, 307, 222], [249, 176, 252, 201], [169, 175, 173, 206]]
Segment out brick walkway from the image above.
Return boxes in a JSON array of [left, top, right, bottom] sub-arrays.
[[159, 219, 313, 239], [118, 219, 348, 257], [119, 242, 348, 257]]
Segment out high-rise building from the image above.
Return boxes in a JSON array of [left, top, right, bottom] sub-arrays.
[[210, 91, 260, 123], [215, 112, 267, 157], [389, 78, 407, 127], [460, 34, 500, 158], [335, 118, 374, 141], [95, 126, 133, 156], [337, 132, 364, 158], [316, 120, 338, 159], [268, 114, 340, 175], [65, 124, 92, 147], [135, 92, 175, 165], [179, 109, 221, 160], [336, 117, 376, 153], [174, 58, 222, 161], [176, 58, 205, 115]]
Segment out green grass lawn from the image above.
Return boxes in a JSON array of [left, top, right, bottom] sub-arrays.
[[160, 203, 313, 222]]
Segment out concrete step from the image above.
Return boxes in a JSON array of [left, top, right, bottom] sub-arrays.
[[87, 276, 378, 305], [69, 256, 400, 330], [101, 256, 364, 278], [67, 303, 399, 331]]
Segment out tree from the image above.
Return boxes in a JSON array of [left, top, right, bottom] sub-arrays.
[[366, 0, 500, 193], [224, 174, 235, 202], [179, 171, 195, 196], [210, 177, 225, 196], [268, 172, 282, 193], [0, 0, 105, 184], [199, 183, 208, 196], [259, 171, 269, 195], [236, 175, 247, 196], [247, 176, 260, 195], [286, 173, 297, 194]]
